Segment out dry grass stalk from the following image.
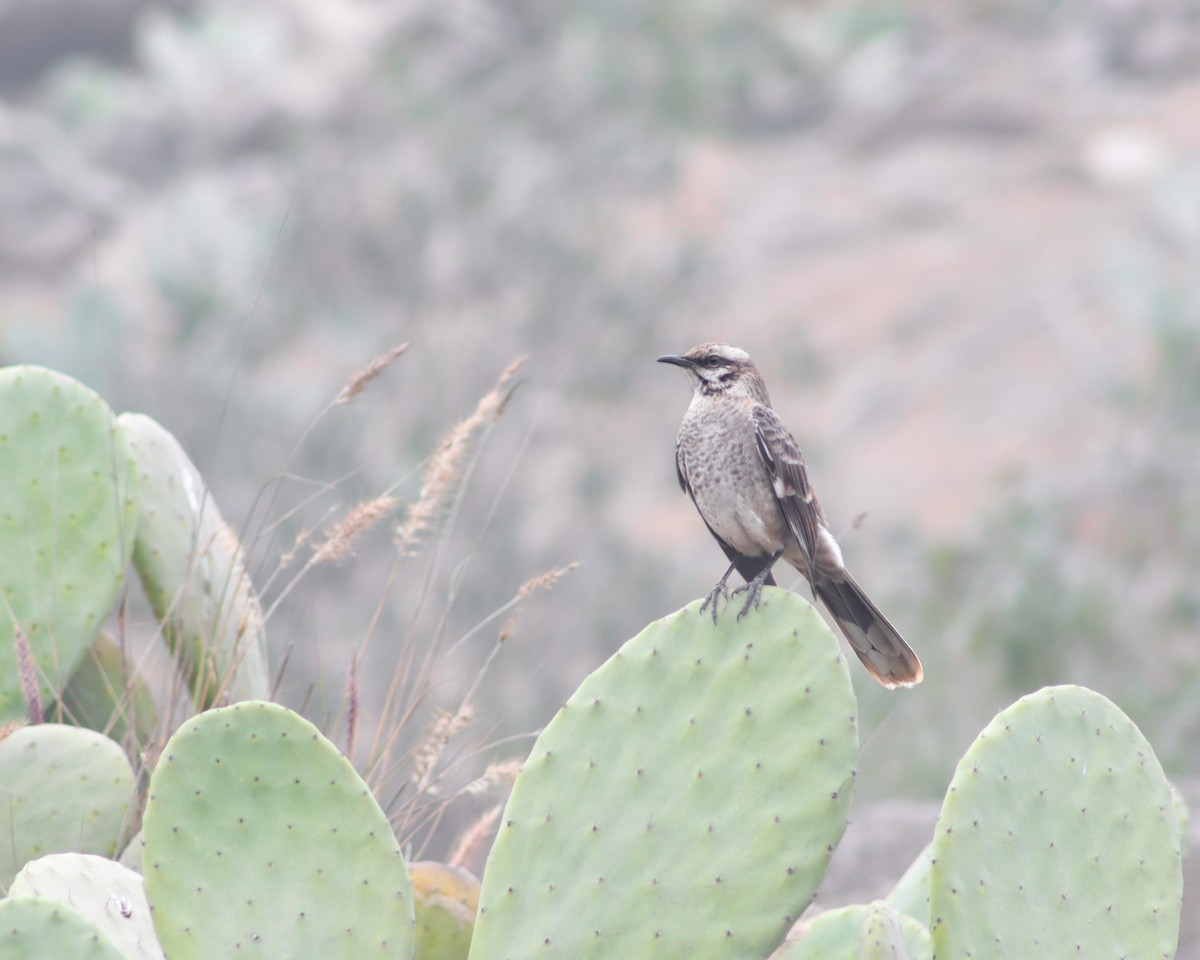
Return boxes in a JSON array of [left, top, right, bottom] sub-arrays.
[[449, 803, 503, 872], [336, 342, 411, 404], [460, 758, 523, 798], [214, 518, 243, 560], [365, 358, 529, 782], [395, 357, 526, 557], [410, 702, 476, 795], [517, 562, 579, 599], [345, 654, 361, 760], [276, 526, 312, 571], [0, 718, 26, 744], [311, 496, 399, 566], [496, 610, 521, 645], [12, 619, 43, 724]]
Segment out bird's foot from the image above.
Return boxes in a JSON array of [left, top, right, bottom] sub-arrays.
[[732, 569, 772, 621], [699, 580, 730, 623]]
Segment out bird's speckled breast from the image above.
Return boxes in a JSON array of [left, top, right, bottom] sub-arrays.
[[677, 395, 789, 559]]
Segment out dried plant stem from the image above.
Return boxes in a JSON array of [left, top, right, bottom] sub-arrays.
[[262, 494, 399, 624], [337, 342, 411, 404], [460, 759, 523, 798], [345, 653, 360, 760], [13, 623, 42, 725], [395, 358, 525, 557], [244, 341, 410, 607], [0, 719, 26, 744], [409, 702, 476, 795], [364, 562, 575, 792], [312, 496, 400, 566], [362, 359, 527, 777], [3, 598, 43, 724], [369, 562, 576, 843], [449, 804, 502, 873], [388, 731, 535, 848]]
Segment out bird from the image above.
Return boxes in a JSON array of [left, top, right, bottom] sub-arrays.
[[658, 342, 922, 688]]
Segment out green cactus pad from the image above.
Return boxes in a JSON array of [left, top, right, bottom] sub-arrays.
[[884, 841, 931, 924], [860, 901, 912, 960], [411, 861, 479, 960], [0, 897, 128, 960], [0, 366, 137, 721], [929, 685, 1182, 959], [770, 903, 930, 959], [117, 828, 144, 873], [0, 723, 135, 887], [1169, 781, 1188, 856], [9, 852, 164, 960], [118, 412, 269, 708], [469, 589, 858, 960], [58, 631, 158, 747], [141, 700, 415, 960]]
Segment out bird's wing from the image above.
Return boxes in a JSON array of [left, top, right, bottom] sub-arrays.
[[674, 438, 689, 493], [752, 406, 922, 687], [751, 404, 822, 569]]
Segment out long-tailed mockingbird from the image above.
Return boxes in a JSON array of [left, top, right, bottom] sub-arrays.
[[659, 342, 922, 688]]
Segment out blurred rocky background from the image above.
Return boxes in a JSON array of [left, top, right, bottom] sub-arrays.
[[2, 0, 1199, 946]]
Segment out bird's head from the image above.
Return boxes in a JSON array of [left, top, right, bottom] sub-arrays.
[[657, 343, 769, 401]]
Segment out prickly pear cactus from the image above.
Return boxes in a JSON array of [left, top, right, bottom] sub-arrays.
[[469, 589, 859, 960], [1169, 781, 1189, 855], [884, 842, 931, 923], [0, 366, 137, 721], [0, 897, 128, 960], [9, 852, 164, 960], [58, 631, 158, 747], [141, 700, 415, 960], [0, 723, 135, 887], [928, 685, 1182, 958], [118, 829, 144, 873], [769, 903, 930, 960], [859, 901, 912, 960], [411, 861, 479, 960], [118, 412, 268, 707]]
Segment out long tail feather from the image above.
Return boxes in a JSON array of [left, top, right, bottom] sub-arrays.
[[813, 573, 923, 688]]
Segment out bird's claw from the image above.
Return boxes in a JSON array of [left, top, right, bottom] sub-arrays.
[[699, 581, 730, 623], [731, 576, 767, 621]]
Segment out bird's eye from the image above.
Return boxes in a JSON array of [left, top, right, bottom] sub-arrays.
[[704, 356, 723, 368]]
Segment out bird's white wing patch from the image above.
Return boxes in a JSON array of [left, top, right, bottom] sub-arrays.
[[816, 525, 845, 571]]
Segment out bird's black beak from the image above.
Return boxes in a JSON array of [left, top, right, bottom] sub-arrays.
[[657, 354, 693, 369]]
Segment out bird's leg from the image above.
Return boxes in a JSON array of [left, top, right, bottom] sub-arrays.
[[699, 562, 737, 623], [732, 553, 782, 620]]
